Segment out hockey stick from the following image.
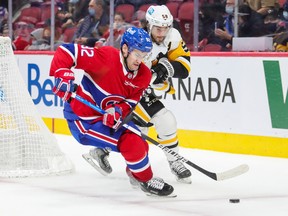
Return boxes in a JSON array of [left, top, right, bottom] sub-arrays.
[[71, 93, 249, 181]]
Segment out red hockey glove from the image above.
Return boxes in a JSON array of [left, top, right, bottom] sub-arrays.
[[102, 105, 122, 129], [52, 69, 75, 102]]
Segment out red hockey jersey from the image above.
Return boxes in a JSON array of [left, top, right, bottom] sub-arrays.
[[50, 44, 152, 120]]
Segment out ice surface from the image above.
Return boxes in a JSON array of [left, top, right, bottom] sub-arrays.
[[1, 134, 288, 216]]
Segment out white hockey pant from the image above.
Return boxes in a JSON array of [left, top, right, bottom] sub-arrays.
[[151, 108, 179, 161]]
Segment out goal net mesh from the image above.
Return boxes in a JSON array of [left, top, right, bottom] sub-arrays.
[[0, 37, 74, 177]]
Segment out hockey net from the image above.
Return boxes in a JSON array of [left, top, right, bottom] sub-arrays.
[[0, 37, 74, 177]]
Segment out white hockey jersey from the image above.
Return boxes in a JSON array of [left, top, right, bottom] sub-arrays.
[[143, 27, 191, 73]]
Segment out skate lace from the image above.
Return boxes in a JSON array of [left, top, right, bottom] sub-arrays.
[[171, 161, 186, 174], [99, 150, 110, 168], [102, 155, 110, 167], [147, 178, 164, 190]]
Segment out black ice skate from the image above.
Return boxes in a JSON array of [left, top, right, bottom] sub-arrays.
[[169, 160, 192, 184], [140, 177, 176, 197], [82, 148, 112, 176]]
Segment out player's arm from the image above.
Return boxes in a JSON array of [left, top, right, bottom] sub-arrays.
[[49, 44, 77, 76], [167, 39, 191, 79], [152, 33, 191, 84], [49, 44, 78, 101]]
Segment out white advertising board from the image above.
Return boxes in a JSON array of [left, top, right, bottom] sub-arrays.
[[15, 52, 288, 138]]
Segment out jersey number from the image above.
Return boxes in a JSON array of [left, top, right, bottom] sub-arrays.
[[80, 45, 94, 57]]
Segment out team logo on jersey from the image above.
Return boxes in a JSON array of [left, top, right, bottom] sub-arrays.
[[127, 73, 133, 79], [100, 95, 125, 108], [124, 80, 139, 88]]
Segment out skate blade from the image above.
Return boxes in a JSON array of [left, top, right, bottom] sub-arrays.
[[176, 176, 192, 184], [145, 192, 177, 198], [82, 153, 109, 176]]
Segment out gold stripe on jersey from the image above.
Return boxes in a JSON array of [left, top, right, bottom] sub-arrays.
[[168, 40, 191, 73]]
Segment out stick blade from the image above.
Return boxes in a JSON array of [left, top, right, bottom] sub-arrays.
[[216, 164, 249, 181]]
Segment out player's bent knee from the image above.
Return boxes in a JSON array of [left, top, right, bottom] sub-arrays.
[[118, 131, 149, 160], [152, 108, 177, 135]]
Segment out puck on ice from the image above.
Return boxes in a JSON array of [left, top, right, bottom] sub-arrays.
[[229, 199, 240, 203]]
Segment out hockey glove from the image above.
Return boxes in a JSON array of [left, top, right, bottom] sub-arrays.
[[151, 57, 174, 84], [103, 105, 122, 129], [52, 69, 75, 102]]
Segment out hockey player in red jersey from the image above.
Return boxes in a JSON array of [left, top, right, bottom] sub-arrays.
[[50, 27, 174, 197]]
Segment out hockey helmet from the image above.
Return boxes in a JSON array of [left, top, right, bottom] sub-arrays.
[[145, 5, 173, 32], [120, 26, 152, 53]]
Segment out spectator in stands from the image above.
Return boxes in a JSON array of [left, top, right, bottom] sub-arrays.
[[102, 12, 132, 49], [264, 9, 287, 34], [68, 0, 89, 23], [74, 0, 109, 45], [206, 0, 237, 50], [213, 4, 267, 50], [12, 21, 34, 50], [56, 10, 75, 31], [244, 0, 279, 17], [131, 9, 146, 28], [0, 6, 8, 35], [198, 2, 226, 50], [237, 4, 267, 36], [26, 26, 64, 50], [25, 28, 44, 50], [278, 1, 288, 28], [43, 26, 64, 50]]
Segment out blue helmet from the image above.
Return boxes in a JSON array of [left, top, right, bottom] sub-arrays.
[[120, 27, 152, 53]]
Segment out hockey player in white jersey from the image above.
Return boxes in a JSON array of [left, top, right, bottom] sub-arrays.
[[132, 5, 192, 184]]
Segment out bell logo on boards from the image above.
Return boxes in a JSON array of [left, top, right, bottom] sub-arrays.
[[27, 63, 63, 107]]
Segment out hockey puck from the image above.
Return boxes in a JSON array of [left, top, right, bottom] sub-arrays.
[[229, 199, 240, 203]]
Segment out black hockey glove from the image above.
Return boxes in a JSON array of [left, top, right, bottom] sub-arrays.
[[151, 58, 174, 84]]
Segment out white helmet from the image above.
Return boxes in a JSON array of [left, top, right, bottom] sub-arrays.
[[145, 5, 173, 32]]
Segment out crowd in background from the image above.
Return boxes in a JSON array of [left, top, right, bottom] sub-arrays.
[[1, 0, 288, 51]]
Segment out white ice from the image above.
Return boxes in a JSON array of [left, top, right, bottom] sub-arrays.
[[1, 134, 288, 216]]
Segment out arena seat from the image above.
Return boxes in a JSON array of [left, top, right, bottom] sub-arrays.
[[178, 2, 194, 45], [62, 26, 77, 43], [166, 2, 181, 19], [18, 7, 41, 25], [202, 44, 222, 52], [115, 4, 135, 23], [138, 4, 157, 13], [40, 2, 58, 23]]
